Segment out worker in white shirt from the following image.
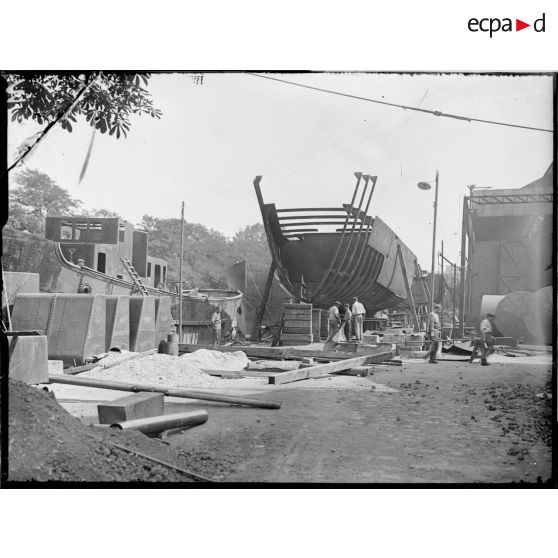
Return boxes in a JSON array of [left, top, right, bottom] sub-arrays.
[[469, 313, 495, 366], [328, 301, 342, 339], [211, 306, 222, 345], [426, 303, 441, 363], [351, 296, 366, 342]]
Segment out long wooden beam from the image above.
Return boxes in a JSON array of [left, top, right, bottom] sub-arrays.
[[268, 351, 393, 385], [179, 343, 393, 362], [276, 208, 347, 213], [280, 220, 363, 227], [49, 374, 281, 409], [279, 215, 360, 221]]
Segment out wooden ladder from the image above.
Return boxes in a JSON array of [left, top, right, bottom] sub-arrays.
[[121, 258, 150, 296]]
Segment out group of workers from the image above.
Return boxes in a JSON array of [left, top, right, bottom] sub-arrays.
[[211, 299, 497, 366], [210, 306, 239, 345], [426, 304, 495, 365], [328, 296, 366, 342]]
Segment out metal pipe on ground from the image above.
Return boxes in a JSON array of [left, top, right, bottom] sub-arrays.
[[48, 374, 282, 409], [111, 410, 208, 434]]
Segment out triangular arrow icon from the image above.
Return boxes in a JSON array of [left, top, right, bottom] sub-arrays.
[[516, 19, 530, 31]]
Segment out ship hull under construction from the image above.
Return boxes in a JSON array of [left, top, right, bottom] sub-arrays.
[[254, 173, 420, 314]]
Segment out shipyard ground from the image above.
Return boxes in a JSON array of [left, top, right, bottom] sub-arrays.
[[169, 357, 553, 484], [21, 354, 553, 484]]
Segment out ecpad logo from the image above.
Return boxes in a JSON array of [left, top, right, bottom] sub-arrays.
[[468, 13, 546, 37]]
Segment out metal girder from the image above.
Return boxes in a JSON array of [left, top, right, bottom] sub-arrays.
[[470, 193, 553, 205]]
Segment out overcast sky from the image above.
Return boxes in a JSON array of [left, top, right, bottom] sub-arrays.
[[8, 72, 554, 268]]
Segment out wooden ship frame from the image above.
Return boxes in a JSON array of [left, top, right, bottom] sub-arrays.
[[254, 172, 425, 325]]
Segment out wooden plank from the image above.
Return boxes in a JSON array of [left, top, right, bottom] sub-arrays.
[[283, 309, 312, 315], [280, 333, 313, 342], [333, 366, 373, 377], [201, 369, 243, 379], [268, 352, 393, 385], [275, 207, 346, 213], [283, 327, 313, 334], [49, 374, 281, 409], [283, 319, 312, 328], [283, 303, 312, 309]]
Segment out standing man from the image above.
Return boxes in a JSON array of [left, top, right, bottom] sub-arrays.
[[426, 303, 441, 364], [211, 306, 222, 345], [328, 301, 342, 339], [351, 296, 366, 342], [343, 303, 353, 340], [469, 313, 495, 366]]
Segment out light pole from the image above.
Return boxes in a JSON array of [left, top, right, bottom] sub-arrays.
[[417, 169, 439, 314]]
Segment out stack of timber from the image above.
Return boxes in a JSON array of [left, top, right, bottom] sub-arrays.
[[280, 303, 313, 346], [320, 311, 329, 340], [312, 308, 322, 343]]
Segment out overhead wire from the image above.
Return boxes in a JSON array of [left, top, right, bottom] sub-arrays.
[[246, 73, 553, 133], [186, 76, 470, 217]]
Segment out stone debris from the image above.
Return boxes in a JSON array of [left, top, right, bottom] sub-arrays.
[[81, 349, 250, 389]]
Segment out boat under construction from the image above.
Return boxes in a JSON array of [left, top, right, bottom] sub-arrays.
[[254, 172, 421, 314]]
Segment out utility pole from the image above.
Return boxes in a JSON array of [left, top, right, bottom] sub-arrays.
[[439, 240, 444, 312], [458, 192, 470, 338], [429, 170, 439, 313], [178, 201, 185, 343], [452, 262, 457, 338]]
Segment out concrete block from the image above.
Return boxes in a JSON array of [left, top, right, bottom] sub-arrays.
[[106, 295, 130, 351], [129, 296, 157, 352], [363, 333, 380, 344], [3, 272, 40, 305], [47, 360, 64, 374], [7, 334, 49, 385], [47, 294, 106, 366], [97, 392, 164, 424]]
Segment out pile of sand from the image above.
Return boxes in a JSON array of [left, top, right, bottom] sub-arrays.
[[181, 349, 249, 371], [81, 349, 250, 388]]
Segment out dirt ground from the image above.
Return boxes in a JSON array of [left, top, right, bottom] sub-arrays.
[[167, 356, 553, 484], [5, 354, 554, 484], [5, 379, 207, 482]]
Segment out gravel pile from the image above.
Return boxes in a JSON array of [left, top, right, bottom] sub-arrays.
[[181, 349, 250, 371], [81, 349, 250, 389], [82, 353, 220, 388]]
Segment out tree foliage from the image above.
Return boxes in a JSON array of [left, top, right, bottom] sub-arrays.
[[8, 169, 82, 234], [5, 73, 162, 139], [8, 168, 122, 235], [139, 217, 271, 288]]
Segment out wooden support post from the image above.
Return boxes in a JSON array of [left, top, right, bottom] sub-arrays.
[[251, 261, 276, 341], [397, 245, 419, 332]]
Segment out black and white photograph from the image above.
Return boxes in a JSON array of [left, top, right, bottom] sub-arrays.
[[1, 71, 554, 485]]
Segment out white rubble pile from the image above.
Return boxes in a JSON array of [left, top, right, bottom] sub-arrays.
[[180, 349, 250, 371], [82, 353, 223, 388]]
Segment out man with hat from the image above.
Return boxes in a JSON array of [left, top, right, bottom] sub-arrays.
[[351, 296, 366, 342], [426, 303, 442, 364], [469, 313, 495, 366]]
